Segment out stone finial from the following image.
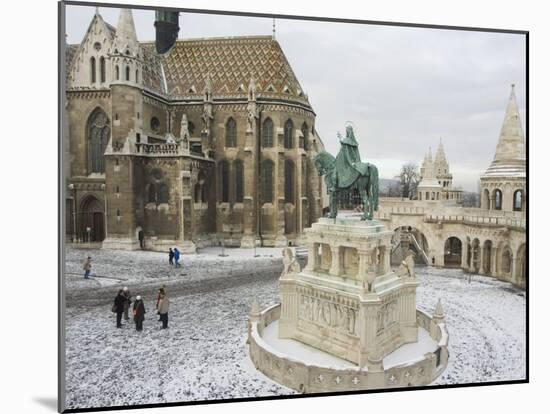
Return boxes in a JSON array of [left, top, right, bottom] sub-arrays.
[[434, 298, 444, 319]]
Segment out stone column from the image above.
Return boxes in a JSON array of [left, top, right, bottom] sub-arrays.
[[461, 239, 468, 269], [359, 300, 383, 373], [305, 242, 318, 271], [479, 244, 485, 275], [468, 243, 475, 273], [358, 248, 375, 291], [329, 246, 343, 276], [511, 255, 517, 284], [491, 247, 497, 276]]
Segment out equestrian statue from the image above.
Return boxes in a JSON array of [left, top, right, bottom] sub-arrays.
[[313, 124, 379, 220]]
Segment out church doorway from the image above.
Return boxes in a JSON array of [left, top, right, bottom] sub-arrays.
[[79, 196, 105, 242]]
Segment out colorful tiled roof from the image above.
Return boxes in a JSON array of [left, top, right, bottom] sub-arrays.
[[159, 36, 309, 104]]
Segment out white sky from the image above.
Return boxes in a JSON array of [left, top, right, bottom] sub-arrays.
[[65, 5, 526, 191]]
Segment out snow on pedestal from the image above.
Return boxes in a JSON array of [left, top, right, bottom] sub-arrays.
[[278, 216, 418, 374]]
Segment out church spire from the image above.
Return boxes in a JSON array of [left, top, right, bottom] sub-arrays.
[[114, 9, 139, 56], [435, 138, 447, 164], [493, 83, 525, 162]]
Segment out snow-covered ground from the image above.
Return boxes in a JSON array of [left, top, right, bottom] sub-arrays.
[[63, 247, 526, 410]]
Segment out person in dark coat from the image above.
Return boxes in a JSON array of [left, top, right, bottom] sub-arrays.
[[122, 287, 132, 320], [169, 248, 174, 266], [133, 295, 146, 331], [173, 248, 181, 268], [114, 289, 126, 328], [83, 256, 92, 279]]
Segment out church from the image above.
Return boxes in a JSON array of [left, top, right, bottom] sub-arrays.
[[64, 8, 325, 252]]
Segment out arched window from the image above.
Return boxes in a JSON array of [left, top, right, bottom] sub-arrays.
[[301, 122, 308, 150], [188, 122, 195, 136], [135, 69, 139, 83], [150, 117, 161, 133], [483, 189, 490, 209], [99, 57, 105, 83], [284, 159, 295, 203], [262, 118, 274, 148], [201, 184, 207, 203], [219, 160, 230, 203], [125, 65, 130, 81], [494, 189, 503, 210], [158, 183, 169, 203], [90, 57, 96, 83], [87, 108, 110, 173], [513, 190, 523, 211], [148, 184, 156, 203], [235, 159, 244, 202], [194, 183, 201, 202], [262, 160, 274, 203], [284, 119, 294, 149], [115, 65, 119, 80], [225, 118, 237, 147]]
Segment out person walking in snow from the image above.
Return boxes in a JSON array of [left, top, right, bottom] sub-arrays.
[[122, 287, 132, 321], [168, 248, 174, 266], [157, 291, 170, 329], [173, 248, 181, 268], [113, 289, 126, 328], [83, 256, 92, 279], [133, 295, 146, 331]]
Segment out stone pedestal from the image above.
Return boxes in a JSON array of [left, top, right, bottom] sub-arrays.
[[279, 215, 418, 370]]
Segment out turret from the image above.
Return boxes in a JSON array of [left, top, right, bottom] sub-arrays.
[[154, 10, 180, 54], [111, 9, 142, 88]]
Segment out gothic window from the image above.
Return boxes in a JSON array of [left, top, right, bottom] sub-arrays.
[[99, 57, 106, 83], [262, 160, 274, 203], [90, 57, 96, 83], [188, 122, 195, 135], [494, 189, 503, 210], [219, 160, 230, 203], [284, 159, 295, 203], [301, 122, 308, 150], [87, 108, 110, 173], [225, 118, 237, 147], [284, 119, 294, 149], [194, 183, 201, 202], [115, 65, 119, 80], [201, 184, 207, 203], [125, 65, 130, 81], [135, 69, 139, 83], [235, 159, 244, 202], [150, 117, 161, 133], [513, 190, 523, 211], [148, 184, 156, 203], [262, 118, 274, 148], [158, 183, 169, 203]]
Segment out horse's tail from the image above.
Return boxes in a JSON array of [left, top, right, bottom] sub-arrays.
[[370, 165, 379, 211]]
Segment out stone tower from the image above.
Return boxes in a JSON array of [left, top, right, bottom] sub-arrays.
[[480, 84, 526, 212], [417, 147, 442, 201]]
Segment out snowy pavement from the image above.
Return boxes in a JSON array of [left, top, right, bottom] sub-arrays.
[[63, 249, 526, 410]]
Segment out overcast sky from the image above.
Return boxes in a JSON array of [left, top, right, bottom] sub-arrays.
[[66, 5, 526, 191]]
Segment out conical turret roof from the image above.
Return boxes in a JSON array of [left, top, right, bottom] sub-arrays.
[[482, 84, 526, 179], [435, 138, 447, 164]]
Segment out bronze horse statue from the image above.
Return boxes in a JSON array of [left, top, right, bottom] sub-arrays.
[[313, 127, 379, 220]]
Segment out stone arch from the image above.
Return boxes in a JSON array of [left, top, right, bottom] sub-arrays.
[[499, 244, 513, 277], [79, 195, 104, 242], [513, 189, 524, 211], [482, 240, 493, 274], [444, 236, 462, 267], [493, 188, 503, 210], [515, 243, 526, 286]]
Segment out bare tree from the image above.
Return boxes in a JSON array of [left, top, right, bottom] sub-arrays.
[[396, 162, 419, 199]]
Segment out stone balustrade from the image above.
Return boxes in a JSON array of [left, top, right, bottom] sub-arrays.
[[135, 142, 181, 155], [248, 304, 449, 393]]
